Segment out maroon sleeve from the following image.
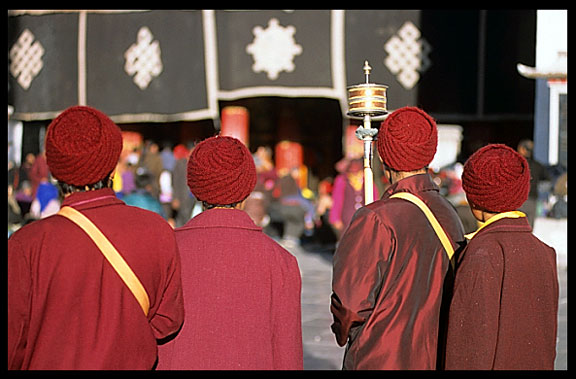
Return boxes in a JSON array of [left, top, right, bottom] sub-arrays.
[[330, 208, 390, 346], [7, 237, 31, 369], [445, 243, 503, 369], [149, 233, 185, 340]]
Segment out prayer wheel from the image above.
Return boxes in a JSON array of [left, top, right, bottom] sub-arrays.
[[346, 61, 388, 205]]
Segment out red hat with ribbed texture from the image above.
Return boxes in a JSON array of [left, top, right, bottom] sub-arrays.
[[377, 106, 438, 171], [187, 135, 256, 205], [45, 105, 122, 186], [462, 143, 530, 213]]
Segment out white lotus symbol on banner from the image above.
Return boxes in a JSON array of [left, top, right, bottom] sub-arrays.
[[246, 18, 303, 80]]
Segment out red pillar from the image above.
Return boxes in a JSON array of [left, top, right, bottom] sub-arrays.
[[221, 106, 249, 147]]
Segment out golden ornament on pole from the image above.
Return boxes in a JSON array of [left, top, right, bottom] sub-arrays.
[[346, 60, 388, 205]]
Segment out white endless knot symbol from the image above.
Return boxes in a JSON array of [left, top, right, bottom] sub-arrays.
[[246, 18, 303, 80], [124, 27, 163, 90], [384, 21, 431, 90], [10, 29, 45, 90]]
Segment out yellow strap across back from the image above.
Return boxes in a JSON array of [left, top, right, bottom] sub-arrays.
[[390, 192, 455, 261], [57, 206, 150, 316]]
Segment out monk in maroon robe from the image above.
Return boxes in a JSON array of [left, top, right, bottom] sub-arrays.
[[156, 136, 303, 370], [331, 107, 465, 369], [444, 144, 558, 370], [8, 106, 184, 370]]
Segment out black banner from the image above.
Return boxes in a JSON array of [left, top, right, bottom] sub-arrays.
[[345, 10, 421, 111], [85, 10, 215, 122], [8, 13, 79, 119], [215, 10, 343, 100]]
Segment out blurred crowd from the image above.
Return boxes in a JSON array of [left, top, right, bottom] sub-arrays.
[[8, 138, 568, 246]]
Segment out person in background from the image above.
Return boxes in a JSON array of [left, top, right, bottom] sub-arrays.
[[244, 146, 277, 229], [159, 169, 174, 225], [117, 155, 137, 198], [29, 177, 60, 219], [123, 168, 165, 218], [157, 135, 302, 370], [14, 180, 34, 221], [28, 150, 49, 199], [140, 141, 163, 199], [254, 145, 278, 193], [307, 177, 338, 251], [329, 158, 378, 238], [156, 142, 176, 224], [330, 106, 465, 369], [273, 168, 315, 248], [171, 143, 195, 228], [17, 152, 36, 190], [549, 172, 567, 219], [8, 105, 184, 370], [444, 144, 558, 370], [160, 142, 175, 173]]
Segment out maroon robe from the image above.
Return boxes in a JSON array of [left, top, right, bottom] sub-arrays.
[[156, 208, 303, 370], [8, 188, 184, 370], [444, 216, 558, 370], [331, 174, 465, 369]]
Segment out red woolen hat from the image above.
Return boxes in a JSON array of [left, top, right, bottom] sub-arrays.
[[377, 106, 438, 171], [187, 135, 256, 205], [45, 105, 123, 186], [462, 143, 530, 213]]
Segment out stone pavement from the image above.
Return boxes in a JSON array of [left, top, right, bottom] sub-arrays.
[[291, 245, 345, 370], [556, 266, 567, 370], [533, 216, 567, 370], [285, 215, 567, 370]]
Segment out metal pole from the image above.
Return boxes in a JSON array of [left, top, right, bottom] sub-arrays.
[[362, 115, 374, 205]]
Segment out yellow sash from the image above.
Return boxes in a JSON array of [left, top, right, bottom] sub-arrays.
[[464, 211, 526, 241], [58, 206, 150, 316], [390, 192, 455, 262]]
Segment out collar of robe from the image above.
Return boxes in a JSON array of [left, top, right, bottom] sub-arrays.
[[465, 210, 527, 241]]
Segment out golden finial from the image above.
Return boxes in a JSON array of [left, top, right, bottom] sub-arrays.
[[363, 60, 371, 83]]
